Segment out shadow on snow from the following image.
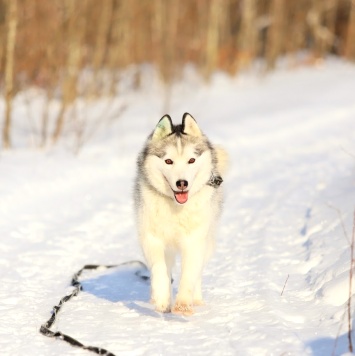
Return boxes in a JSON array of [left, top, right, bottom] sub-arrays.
[[307, 330, 354, 356], [81, 264, 150, 303], [80, 264, 186, 322]]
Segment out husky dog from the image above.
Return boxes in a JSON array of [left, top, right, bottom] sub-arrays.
[[134, 113, 227, 315]]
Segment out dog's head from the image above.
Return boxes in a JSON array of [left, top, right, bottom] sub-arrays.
[[142, 113, 214, 205]]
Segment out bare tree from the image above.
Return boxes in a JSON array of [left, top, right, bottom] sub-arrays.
[[87, 0, 113, 98], [204, 0, 224, 79], [266, 0, 285, 69], [345, 0, 355, 60], [307, 0, 337, 60], [51, 0, 87, 144], [3, 0, 18, 149], [0, 1, 6, 75], [237, 0, 258, 70], [324, 0, 338, 54], [286, 0, 308, 59], [106, 0, 131, 96]]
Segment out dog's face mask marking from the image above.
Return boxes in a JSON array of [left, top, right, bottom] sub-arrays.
[[160, 141, 201, 204], [145, 114, 214, 204]]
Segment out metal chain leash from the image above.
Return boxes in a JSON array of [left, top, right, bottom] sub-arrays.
[[39, 260, 149, 356]]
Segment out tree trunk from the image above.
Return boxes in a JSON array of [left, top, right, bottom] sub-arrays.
[[0, 1, 6, 76], [89, 0, 113, 97], [52, 0, 87, 144], [107, 0, 130, 95], [237, 0, 258, 70], [324, 0, 338, 54], [345, 0, 355, 60], [204, 0, 223, 79], [3, 0, 18, 149], [266, 0, 285, 70]]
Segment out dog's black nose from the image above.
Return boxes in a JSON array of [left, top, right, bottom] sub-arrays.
[[176, 180, 188, 190]]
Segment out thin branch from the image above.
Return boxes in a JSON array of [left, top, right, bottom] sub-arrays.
[[341, 146, 355, 161], [347, 210, 355, 353], [280, 274, 289, 296], [332, 308, 347, 356], [327, 203, 350, 246]]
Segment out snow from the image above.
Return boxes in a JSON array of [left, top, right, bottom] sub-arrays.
[[1, 58, 355, 355]]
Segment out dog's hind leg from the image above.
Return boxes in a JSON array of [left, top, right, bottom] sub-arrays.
[[165, 248, 175, 278], [165, 248, 176, 301]]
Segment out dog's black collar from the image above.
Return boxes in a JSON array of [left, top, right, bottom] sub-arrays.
[[207, 173, 223, 188]]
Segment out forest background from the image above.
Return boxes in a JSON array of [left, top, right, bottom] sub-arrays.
[[1, 0, 355, 149]]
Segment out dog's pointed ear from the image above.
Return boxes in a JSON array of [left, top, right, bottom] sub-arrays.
[[182, 113, 202, 137], [152, 115, 173, 141]]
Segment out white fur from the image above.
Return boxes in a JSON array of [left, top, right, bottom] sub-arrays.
[[135, 116, 227, 315]]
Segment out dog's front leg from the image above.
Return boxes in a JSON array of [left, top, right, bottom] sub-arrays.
[[172, 239, 206, 315], [142, 234, 171, 313]]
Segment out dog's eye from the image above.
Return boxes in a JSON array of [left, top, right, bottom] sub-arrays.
[[165, 159, 173, 165], [188, 158, 195, 164]]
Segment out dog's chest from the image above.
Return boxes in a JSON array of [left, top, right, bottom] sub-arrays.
[[143, 189, 215, 241]]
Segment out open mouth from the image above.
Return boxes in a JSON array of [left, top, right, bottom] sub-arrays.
[[173, 191, 189, 204], [163, 175, 189, 204]]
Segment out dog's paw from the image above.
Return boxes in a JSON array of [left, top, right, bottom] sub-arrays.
[[172, 302, 194, 316], [151, 298, 171, 313], [193, 299, 205, 306], [155, 303, 171, 313]]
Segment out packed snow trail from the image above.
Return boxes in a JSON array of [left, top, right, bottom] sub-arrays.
[[1, 59, 355, 355]]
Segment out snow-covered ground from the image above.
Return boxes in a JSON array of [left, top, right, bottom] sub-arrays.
[[1, 59, 355, 355]]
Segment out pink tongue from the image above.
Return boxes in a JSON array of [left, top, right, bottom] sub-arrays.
[[175, 192, 188, 204]]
